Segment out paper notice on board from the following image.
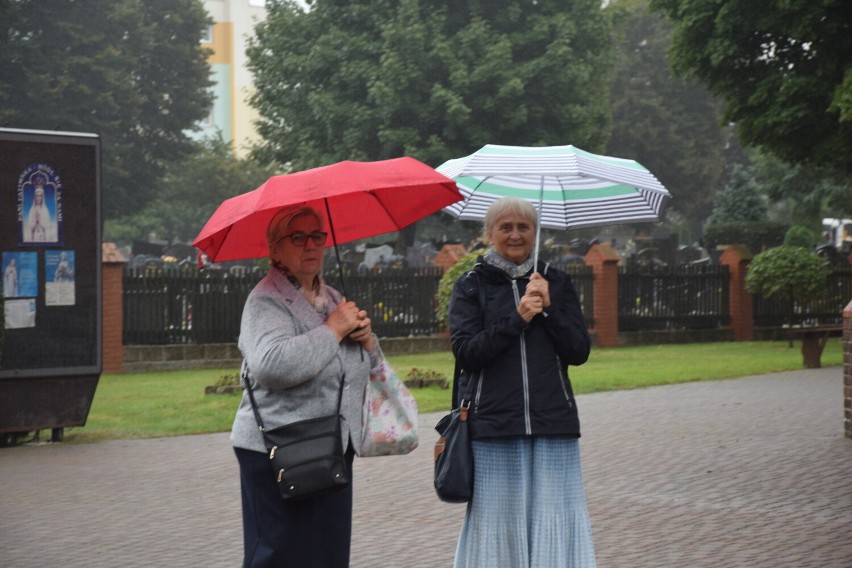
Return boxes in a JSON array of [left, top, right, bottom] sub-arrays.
[[45, 250, 75, 306], [4, 298, 36, 329]]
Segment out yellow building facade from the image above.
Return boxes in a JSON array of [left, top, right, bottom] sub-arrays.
[[193, 0, 267, 156]]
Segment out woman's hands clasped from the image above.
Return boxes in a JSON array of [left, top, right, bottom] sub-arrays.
[[518, 272, 551, 323], [327, 299, 376, 351]]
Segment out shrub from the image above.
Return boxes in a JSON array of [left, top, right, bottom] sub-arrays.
[[435, 250, 480, 329], [783, 225, 818, 248], [403, 367, 449, 389], [746, 246, 829, 325]]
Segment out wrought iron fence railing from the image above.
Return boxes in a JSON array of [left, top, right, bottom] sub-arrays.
[[122, 264, 852, 345], [618, 264, 730, 331], [752, 268, 852, 327]]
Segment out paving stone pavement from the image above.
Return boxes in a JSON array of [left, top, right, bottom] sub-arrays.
[[1, 367, 850, 568]]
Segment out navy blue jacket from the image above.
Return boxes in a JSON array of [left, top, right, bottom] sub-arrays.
[[448, 258, 591, 439]]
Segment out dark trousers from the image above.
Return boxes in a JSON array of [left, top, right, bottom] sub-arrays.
[[235, 445, 355, 568]]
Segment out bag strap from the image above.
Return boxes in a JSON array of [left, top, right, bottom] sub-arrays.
[[242, 362, 266, 431], [242, 361, 345, 434]]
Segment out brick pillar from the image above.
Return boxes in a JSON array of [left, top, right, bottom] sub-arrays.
[[102, 243, 127, 374], [844, 301, 852, 438], [719, 244, 754, 342], [583, 243, 621, 348]]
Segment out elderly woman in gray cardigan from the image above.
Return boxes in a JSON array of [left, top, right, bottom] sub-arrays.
[[231, 205, 383, 568]]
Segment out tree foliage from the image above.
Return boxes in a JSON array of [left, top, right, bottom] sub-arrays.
[[745, 246, 829, 325], [607, 0, 731, 232], [783, 225, 818, 248], [705, 164, 768, 226], [104, 137, 278, 244], [435, 250, 480, 329], [702, 220, 787, 253], [0, 0, 214, 219], [248, 0, 615, 171], [750, 151, 852, 228], [648, 0, 852, 172]]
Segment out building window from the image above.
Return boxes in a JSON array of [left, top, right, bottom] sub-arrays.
[[200, 25, 212, 43], [202, 106, 215, 127]]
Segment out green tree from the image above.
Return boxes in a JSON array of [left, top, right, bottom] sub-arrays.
[[648, 0, 852, 172], [105, 137, 278, 244], [248, 0, 615, 168], [705, 164, 768, 226], [783, 225, 818, 248], [0, 0, 214, 219], [607, 0, 730, 236], [751, 151, 852, 229], [249, 0, 615, 254], [745, 245, 829, 325]]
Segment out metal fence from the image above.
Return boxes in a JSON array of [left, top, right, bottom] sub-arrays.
[[123, 267, 264, 345], [618, 264, 730, 331], [753, 268, 852, 327], [123, 266, 446, 344], [122, 263, 851, 345], [123, 264, 594, 345], [558, 264, 595, 328], [333, 266, 445, 338]]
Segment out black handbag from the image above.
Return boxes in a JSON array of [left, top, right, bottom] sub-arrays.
[[243, 366, 350, 501], [433, 361, 475, 503]]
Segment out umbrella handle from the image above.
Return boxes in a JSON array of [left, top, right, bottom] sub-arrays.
[[323, 199, 348, 296], [534, 178, 544, 273], [323, 199, 364, 361]]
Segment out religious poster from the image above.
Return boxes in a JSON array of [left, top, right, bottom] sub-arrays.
[[45, 250, 76, 306], [17, 163, 63, 246], [2, 251, 37, 298]]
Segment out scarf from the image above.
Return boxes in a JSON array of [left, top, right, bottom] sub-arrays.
[[277, 265, 329, 316], [482, 249, 535, 279]]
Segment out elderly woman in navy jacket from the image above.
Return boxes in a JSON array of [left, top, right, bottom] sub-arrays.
[[448, 197, 596, 567]]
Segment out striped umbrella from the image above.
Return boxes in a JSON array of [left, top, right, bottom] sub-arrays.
[[436, 144, 672, 269]]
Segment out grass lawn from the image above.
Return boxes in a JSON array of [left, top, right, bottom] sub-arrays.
[[55, 339, 841, 444]]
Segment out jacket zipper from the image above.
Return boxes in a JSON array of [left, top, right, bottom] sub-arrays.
[[556, 354, 574, 407], [512, 279, 532, 435]]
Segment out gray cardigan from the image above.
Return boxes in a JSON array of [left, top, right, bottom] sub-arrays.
[[230, 266, 382, 454]]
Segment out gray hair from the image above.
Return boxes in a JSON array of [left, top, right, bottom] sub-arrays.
[[483, 197, 537, 238], [266, 206, 324, 254]]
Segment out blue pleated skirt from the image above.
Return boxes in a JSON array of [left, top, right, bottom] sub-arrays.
[[454, 436, 596, 568]]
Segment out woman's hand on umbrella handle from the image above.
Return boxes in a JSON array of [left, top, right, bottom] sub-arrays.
[[349, 311, 375, 352], [327, 300, 362, 342], [527, 272, 551, 307], [517, 293, 544, 323]]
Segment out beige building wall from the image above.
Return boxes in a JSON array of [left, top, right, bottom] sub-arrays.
[[197, 0, 267, 157]]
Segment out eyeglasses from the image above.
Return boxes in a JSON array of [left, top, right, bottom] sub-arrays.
[[279, 231, 328, 247]]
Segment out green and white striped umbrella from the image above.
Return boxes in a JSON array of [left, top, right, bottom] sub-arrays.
[[436, 144, 672, 269], [437, 144, 671, 231]]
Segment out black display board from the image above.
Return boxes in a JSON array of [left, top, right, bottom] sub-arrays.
[[0, 128, 101, 378]]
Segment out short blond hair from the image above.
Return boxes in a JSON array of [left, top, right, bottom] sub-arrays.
[[266, 206, 323, 254], [483, 197, 537, 239]]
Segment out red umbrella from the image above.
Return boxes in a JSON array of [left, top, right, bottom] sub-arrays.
[[193, 156, 461, 265]]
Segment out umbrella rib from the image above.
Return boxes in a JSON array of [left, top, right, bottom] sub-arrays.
[[209, 222, 236, 263]]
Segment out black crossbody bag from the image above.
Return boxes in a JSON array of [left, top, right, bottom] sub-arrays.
[[242, 365, 350, 501]]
